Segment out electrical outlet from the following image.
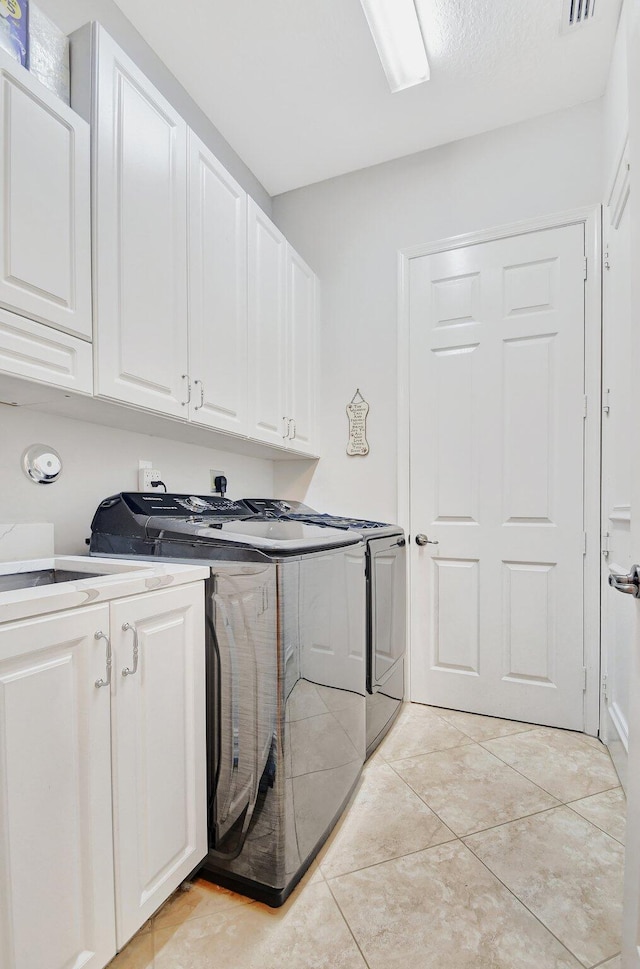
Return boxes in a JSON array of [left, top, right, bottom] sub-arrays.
[[210, 470, 225, 493], [139, 468, 162, 492]]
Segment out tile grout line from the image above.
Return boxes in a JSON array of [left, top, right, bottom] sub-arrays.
[[381, 741, 625, 848], [475, 738, 619, 803], [379, 735, 476, 763], [461, 835, 595, 966], [417, 705, 607, 751], [324, 876, 374, 969], [382, 728, 571, 806], [434, 715, 547, 744], [383, 741, 565, 836], [325, 831, 597, 969], [591, 954, 621, 967], [563, 801, 626, 846], [382, 752, 470, 834], [320, 832, 459, 883]]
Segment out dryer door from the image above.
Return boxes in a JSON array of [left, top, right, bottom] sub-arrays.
[[368, 534, 407, 692]]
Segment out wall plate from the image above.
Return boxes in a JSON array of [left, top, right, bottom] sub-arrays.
[[22, 444, 63, 484]]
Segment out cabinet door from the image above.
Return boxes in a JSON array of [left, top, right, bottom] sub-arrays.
[[0, 50, 92, 340], [247, 199, 289, 446], [188, 132, 248, 434], [0, 605, 115, 969], [109, 583, 207, 946], [286, 245, 317, 455], [0, 306, 93, 394], [93, 26, 189, 417]]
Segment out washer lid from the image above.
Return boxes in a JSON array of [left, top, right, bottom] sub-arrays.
[[213, 519, 364, 550], [148, 517, 363, 552]]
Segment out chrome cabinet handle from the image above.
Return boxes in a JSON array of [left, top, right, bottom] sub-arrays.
[[415, 534, 439, 546], [121, 622, 139, 676], [609, 565, 640, 597], [194, 379, 205, 411], [289, 418, 296, 440], [182, 374, 191, 407], [94, 631, 112, 688], [282, 416, 289, 439]]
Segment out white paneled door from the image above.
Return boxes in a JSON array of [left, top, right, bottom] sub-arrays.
[[409, 223, 587, 729]]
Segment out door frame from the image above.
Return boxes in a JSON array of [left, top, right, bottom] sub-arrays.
[[601, 139, 631, 766], [397, 206, 602, 735]]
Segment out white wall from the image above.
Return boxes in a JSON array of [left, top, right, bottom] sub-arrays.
[[603, 1, 629, 196], [0, 407, 274, 554], [272, 99, 604, 524], [40, 0, 271, 213]]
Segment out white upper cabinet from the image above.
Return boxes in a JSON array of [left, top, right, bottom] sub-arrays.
[[0, 49, 92, 340], [286, 245, 317, 454], [188, 132, 248, 434], [0, 307, 93, 394], [92, 26, 189, 417], [247, 200, 318, 453], [247, 198, 289, 446]]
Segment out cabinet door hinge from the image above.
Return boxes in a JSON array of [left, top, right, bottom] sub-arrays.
[[583, 256, 588, 281], [583, 395, 588, 419], [603, 388, 611, 415], [602, 531, 611, 558], [602, 672, 608, 700], [582, 667, 588, 691], [582, 532, 587, 555], [604, 248, 611, 271]]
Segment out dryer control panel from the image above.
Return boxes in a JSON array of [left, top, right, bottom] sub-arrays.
[[102, 492, 253, 519]]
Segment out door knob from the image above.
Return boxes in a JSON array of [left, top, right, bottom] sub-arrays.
[[609, 565, 640, 597], [415, 534, 439, 546]]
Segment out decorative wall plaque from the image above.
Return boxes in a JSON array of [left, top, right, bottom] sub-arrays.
[[346, 389, 369, 456]]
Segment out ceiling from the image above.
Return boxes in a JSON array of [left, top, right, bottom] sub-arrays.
[[111, 0, 622, 196]]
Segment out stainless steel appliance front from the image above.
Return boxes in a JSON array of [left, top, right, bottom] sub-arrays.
[[366, 533, 406, 754], [202, 542, 366, 904]]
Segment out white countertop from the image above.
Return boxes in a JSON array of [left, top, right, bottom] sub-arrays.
[[0, 556, 210, 623]]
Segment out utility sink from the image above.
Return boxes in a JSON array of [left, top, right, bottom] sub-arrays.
[[0, 568, 109, 593]]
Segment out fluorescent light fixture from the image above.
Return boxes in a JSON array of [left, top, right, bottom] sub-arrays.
[[359, 0, 430, 93]]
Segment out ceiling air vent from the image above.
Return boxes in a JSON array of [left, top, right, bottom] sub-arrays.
[[562, 0, 597, 31]]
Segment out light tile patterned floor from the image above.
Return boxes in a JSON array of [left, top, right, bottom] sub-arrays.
[[108, 703, 626, 969]]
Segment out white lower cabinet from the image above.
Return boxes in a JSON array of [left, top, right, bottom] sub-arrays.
[[0, 604, 116, 969], [109, 584, 207, 946], [0, 581, 207, 969]]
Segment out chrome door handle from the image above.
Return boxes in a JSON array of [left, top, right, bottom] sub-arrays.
[[289, 418, 296, 440], [121, 622, 139, 676], [194, 379, 205, 411], [415, 534, 439, 546], [282, 416, 290, 439], [94, 631, 112, 688], [182, 374, 191, 407], [609, 565, 640, 597]]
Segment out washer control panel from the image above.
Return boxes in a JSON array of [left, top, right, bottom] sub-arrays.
[[120, 493, 253, 518]]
